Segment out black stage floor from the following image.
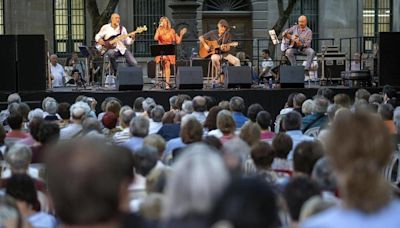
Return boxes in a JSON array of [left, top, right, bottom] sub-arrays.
[[0, 86, 382, 119]]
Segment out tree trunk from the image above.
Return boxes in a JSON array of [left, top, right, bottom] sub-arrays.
[[87, 0, 120, 43], [268, 0, 298, 57]]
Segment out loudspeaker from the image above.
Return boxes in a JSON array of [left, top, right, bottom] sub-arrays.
[[191, 58, 209, 77], [176, 66, 203, 89], [0, 35, 17, 92], [117, 66, 143, 90], [147, 60, 157, 79], [17, 35, 46, 91], [224, 66, 252, 88], [280, 65, 305, 88], [379, 32, 400, 86]]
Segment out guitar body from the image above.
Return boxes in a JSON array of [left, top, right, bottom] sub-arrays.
[[199, 40, 239, 59]]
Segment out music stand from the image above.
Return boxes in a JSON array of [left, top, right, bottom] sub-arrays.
[[150, 44, 176, 89], [79, 45, 92, 85]]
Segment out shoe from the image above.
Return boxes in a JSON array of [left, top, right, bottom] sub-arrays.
[[165, 84, 170, 90]]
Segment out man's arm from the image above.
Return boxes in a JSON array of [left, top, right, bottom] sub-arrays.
[[199, 31, 212, 51], [122, 27, 134, 45], [302, 29, 313, 48], [95, 25, 107, 44]]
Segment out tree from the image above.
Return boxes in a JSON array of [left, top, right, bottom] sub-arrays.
[[87, 0, 120, 41], [269, 0, 298, 56]]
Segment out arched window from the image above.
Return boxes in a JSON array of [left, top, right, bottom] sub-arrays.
[[203, 0, 250, 11], [53, 0, 86, 55]]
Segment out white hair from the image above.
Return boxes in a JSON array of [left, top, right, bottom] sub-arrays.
[[142, 97, 156, 112], [70, 101, 91, 119], [5, 144, 32, 173], [163, 143, 229, 219], [182, 100, 194, 114], [28, 108, 44, 121], [393, 107, 400, 131]]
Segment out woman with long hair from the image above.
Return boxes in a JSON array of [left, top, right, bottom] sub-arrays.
[[154, 17, 187, 89]]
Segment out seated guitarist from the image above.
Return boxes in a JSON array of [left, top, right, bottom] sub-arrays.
[[282, 15, 315, 77], [199, 19, 240, 81], [95, 13, 137, 74]]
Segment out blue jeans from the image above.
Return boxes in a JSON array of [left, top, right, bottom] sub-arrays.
[[105, 49, 137, 74], [285, 47, 315, 70]]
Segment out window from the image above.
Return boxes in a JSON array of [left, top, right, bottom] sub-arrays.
[[133, 0, 165, 57], [0, 0, 4, 34], [53, 0, 86, 55], [203, 0, 250, 11], [288, 0, 319, 50], [363, 0, 392, 37]]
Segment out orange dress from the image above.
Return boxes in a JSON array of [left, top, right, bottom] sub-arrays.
[[155, 28, 177, 65]]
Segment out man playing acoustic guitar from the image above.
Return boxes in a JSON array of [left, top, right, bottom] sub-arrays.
[[199, 19, 240, 83], [95, 13, 138, 74], [282, 15, 315, 78]]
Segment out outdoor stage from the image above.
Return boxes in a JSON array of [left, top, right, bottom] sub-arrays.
[[0, 86, 382, 119]]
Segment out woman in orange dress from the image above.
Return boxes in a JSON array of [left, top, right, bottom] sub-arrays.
[[154, 17, 186, 89]]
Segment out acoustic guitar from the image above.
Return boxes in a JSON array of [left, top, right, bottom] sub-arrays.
[[96, 25, 147, 55], [281, 33, 304, 52], [199, 40, 239, 58]]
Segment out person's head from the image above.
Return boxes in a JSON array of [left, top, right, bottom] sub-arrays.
[[218, 100, 230, 110], [192, 96, 207, 113], [7, 113, 23, 131], [120, 109, 135, 128], [57, 102, 71, 120], [283, 176, 320, 222], [159, 16, 171, 29], [169, 95, 178, 110], [272, 132, 293, 159], [383, 85, 397, 101], [50, 54, 58, 66], [285, 93, 298, 108], [44, 99, 58, 115], [142, 97, 156, 114], [311, 157, 337, 193], [0, 124, 6, 145], [251, 142, 274, 170], [82, 117, 102, 134], [175, 94, 191, 111], [71, 52, 79, 61], [5, 144, 32, 174], [256, 110, 272, 131], [28, 108, 44, 122], [209, 178, 280, 228], [355, 88, 371, 102], [46, 140, 134, 225], [204, 96, 217, 111], [217, 110, 236, 135], [151, 105, 165, 123], [378, 103, 394, 121], [236, 51, 246, 61], [353, 52, 361, 63], [222, 138, 251, 176], [71, 69, 80, 80], [283, 111, 302, 131], [298, 15, 308, 29], [6, 174, 37, 208], [110, 13, 120, 27], [17, 103, 30, 122], [204, 106, 223, 131], [163, 143, 229, 219], [261, 49, 270, 59], [133, 146, 159, 177], [293, 93, 306, 109], [105, 99, 122, 118], [229, 96, 245, 113], [7, 93, 21, 106], [239, 122, 261, 147], [317, 88, 334, 103], [38, 121, 60, 144], [393, 107, 400, 132], [70, 101, 90, 122], [181, 100, 193, 114], [313, 96, 329, 114], [130, 115, 149, 138], [217, 19, 229, 34], [143, 134, 166, 159], [302, 99, 313, 115], [0, 195, 23, 228], [326, 103, 340, 122], [293, 141, 324, 175], [102, 112, 118, 130], [202, 135, 223, 151], [369, 93, 384, 104], [180, 115, 203, 144], [133, 97, 145, 112], [247, 103, 264, 122], [327, 111, 393, 212], [334, 93, 351, 108]]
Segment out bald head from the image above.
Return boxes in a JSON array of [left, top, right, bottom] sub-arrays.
[[298, 15, 308, 29], [111, 13, 120, 27], [50, 54, 58, 66]]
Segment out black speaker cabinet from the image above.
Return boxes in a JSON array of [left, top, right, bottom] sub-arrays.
[[280, 65, 305, 88], [224, 66, 252, 89], [379, 32, 400, 86], [0, 35, 17, 92], [176, 66, 203, 89], [191, 58, 209, 78], [117, 66, 143, 90]]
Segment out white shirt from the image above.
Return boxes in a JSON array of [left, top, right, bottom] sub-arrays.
[[149, 120, 163, 135], [261, 57, 274, 76], [50, 63, 66, 87], [95, 23, 134, 55]]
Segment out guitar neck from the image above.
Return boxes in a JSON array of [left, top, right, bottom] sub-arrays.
[[110, 31, 138, 45]]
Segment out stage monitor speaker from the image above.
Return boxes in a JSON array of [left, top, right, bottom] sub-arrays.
[[117, 66, 143, 90], [0, 35, 17, 92], [379, 32, 400, 86], [147, 60, 157, 79], [176, 66, 203, 89], [280, 65, 305, 88], [17, 35, 46, 91], [224, 66, 252, 89]]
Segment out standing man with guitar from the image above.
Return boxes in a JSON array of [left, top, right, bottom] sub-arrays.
[[199, 19, 240, 83], [282, 15, 315, 77], [95, 13, 138, 74]]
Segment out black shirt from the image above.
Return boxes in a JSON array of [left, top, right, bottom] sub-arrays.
[[203, 29, 233, 55]]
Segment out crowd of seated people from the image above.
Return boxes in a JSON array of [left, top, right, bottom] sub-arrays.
[[0, 86, 400, 228]]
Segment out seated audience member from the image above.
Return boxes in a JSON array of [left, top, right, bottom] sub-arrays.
[[6, 174, 56, 227], [216, 110, 237, 144], [283, 176, 320, 228], [301, 96, 329, 132], [302, 99, 313, 116], [18, 117, 44, 147], [369, 93, 384, 104], [0, 195, 31, 228], [247, 103, 264, 123], [167, 95, 178, 112], [43, 99, 60, 121], [57, 102, 71, 128], [60, 101, 91, 140], [204, 96, 217, 114], [280, 93, 298, 115], [18, 103, 31, 131], [0, 93, 21, 126], [162, 144, 229, 228], [113, 109, 135, 145], [202, 135, 223, 151], [302, 112, 400, 227], [81, 117, 104, 139], [45, 139, 150, 227], [123, 115, 150, 152], [354, 88, 371, 103], [378, 103, 396, 134], [157, 111, 182, 141], [208, 178, 280, 228], [293, 93, 307, 116], [218, 100, 230, 110], [105, 99, 122, 119], [239, 122, 261, 147], [191, 96, 207, 124], [316, 88, 334, 104], [5, 113, 29, 143], [229, 96, 248, 129], [393, 107, 400, 144], [101, 111, 120, 138], [149, 105, 165, 134], [283, 111, 314, 160], [133, 97, 146, 116], [0, 125, 7, 158], [31, 122, 60, 163], [251, 142, 278, 184], [299, 196, 336, 223], [175, 94, 191, 111], [222, 138, 253, 176], [143, 134, 166, 167], [271, 132, 293, 173], [142, 97, 156, 117], [293, 141, 324, 176], [311, 157, 338, 201], [333, 93, 352, 109], [383, 85, 399, 107], [204, 106, 223, 137], [256, 110, 275, 141]]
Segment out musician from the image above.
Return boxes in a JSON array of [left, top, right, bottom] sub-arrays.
[[95, 13, 137, 74], [49, 54, 68, 87], [282, 15, 315, 76], [154, 16, 186, 89], [199, 19, 240, 81]]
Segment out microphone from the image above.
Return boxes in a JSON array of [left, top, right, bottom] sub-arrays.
[[230, 25, 236, 29]]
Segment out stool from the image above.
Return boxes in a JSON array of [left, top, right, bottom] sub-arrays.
[[101, 54, 126, 86]]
